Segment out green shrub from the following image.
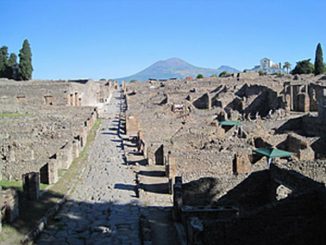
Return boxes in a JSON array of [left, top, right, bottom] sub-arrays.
[[196, 74, 204, 79], [219, 71, 231, 77], [258, 70, 267, 76], [291, 59, 314, 75]]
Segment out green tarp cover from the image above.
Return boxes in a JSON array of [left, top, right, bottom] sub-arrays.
[[254, 148, 292, 158], [219, 120, 240, 126]]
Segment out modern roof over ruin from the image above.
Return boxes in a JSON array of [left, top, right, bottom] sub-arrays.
[[219, 120, 241, 127], [254, 147, 292, 158]]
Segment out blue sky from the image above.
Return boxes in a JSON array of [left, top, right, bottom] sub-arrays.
[[1, 0, 325, 79]]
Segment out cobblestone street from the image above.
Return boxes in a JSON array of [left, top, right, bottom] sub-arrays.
[[37, 91, 140, 245]]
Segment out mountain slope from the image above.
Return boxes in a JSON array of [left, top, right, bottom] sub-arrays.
[[116, 58, 239, 81]]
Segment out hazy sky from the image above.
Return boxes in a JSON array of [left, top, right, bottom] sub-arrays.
[[2, 0, 326, 79]]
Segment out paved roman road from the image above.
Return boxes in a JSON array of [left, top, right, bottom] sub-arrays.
[[37, 91, 140, 245]]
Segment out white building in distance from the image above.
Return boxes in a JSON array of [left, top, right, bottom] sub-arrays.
[[260, 58, 280, 69]]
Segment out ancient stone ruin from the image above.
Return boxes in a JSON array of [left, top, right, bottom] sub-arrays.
[[124, 74, 326, 244], [0, 74, 325, 245], [0, 78, 114, 231]]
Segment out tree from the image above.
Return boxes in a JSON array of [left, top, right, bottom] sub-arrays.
[[314, 43, 325, 75], [219, 71, 231, 77], [18, 39, 33, 80], [258, 70, 267, 76], [291, 59, 314, 75], [5, 53, 18, 79], [196, 74, 204, 79], [283, 62, 291, 74], [0, 46, 8, 77]]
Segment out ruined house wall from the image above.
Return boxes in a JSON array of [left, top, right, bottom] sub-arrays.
[[216, 170, 272, 212], [316, 84, 326, 122], [0, 81, 71, 108], [201, 191, 325, 245], [226, 84, 282, 117], [126, 115, 140, 137], [173, 151, 233, 182], [0, 107, 97, 182], [237, 72, 260, 80], [192, 93, 211, 110], [1, 188, 19, 223], [279, 160, 326, 184], [283, 83, 320, 113], [181, 177, 221, 207], [147, 143, 164, 165], [183, 166, 326, 245], [278, 133, 315, 160], [70, 81, 109, 106], [233, 153, 251, 174], [277, 115, 326, 137], [0, 80, 111, 110]]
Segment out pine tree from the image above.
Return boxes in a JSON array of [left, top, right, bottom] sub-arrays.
[[314, 43, 325, 75], [18, 39, 33, 80], [5, 53, 18, 80], [0, 46, 8, 77]]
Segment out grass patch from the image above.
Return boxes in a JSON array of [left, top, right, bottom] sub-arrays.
[[58, 169, 67, 178], [0, 180, 48, 191], [0, 225, 22, 244], [0, 112, 27, 118]]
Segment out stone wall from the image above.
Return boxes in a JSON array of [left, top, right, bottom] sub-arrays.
[[0, 107, 98, 183], [232, 153, 251, 174], [278, 160, 326, 184], [1, 188, 19, 223], [278, 133, 315, 160], [147, 143, 164, 165], [0, 80, 70, 108], [192, 93, 211, 110], [22, 172, 40, 200], [126, 115, 139, 137], [237, 72, 260, 80], [200, 191, 325, 245], [0, 80, 111, 110], [172, 151, 234, 182], [283, 82, 320, 113], [315, 84, 326, 122], [177, 165, 326, 245]]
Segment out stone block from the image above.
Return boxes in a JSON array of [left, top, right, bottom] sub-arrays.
[[58, 142, 73, 169], [286, 133, 314, 160], [40, 160, 58, 185], [298, 147, 315, 161], [216, 125, 225, 139], [22, 172, 40, 200], [173, 176, 183, 221], [297, 93, 310, 112], [166, 154, 177, 180], [2, 188, 19, 222], [147, 144, 164, 165], [137, 131, 145, 154], [48, 159, 59, 184], [72, 139, 80, 159], [126, 115, 139, 137], [233, 153, 251, 174], [193, 93, 211, 110]]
